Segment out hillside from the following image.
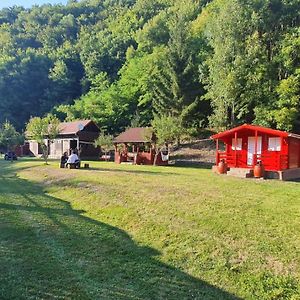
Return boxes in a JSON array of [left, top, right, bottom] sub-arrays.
[[0, 0, 299, 134], [172, 139, 216, 165]]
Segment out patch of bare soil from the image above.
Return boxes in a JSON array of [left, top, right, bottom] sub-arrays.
[[171, 139, 216, 164]]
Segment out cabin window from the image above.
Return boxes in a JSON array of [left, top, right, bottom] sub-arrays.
[[231, 138, 242, 150], [268, 137, 281, 151]]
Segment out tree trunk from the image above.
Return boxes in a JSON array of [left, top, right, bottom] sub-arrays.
[[231, 101, 235, 126], [42, 144, 48, 165], [44, 148, 48, 165], [153, 148, 160, 166]]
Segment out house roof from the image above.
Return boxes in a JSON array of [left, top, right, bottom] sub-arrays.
[[114, 127, 153, 143], [58, 120, 96, 135], [210, 124, 299, 140]]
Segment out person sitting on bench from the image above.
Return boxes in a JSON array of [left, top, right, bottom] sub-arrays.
[[60, 152, 68, 168], [66, 150, 80, 169]]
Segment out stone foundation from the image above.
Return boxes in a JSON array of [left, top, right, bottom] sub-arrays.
[[212, 166, 300, 181]]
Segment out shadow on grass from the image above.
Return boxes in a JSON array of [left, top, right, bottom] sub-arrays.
[[0, 162, 240, 299], [74, 160, 213, 175], [173, 160, 214, 170], [86, 166, 181, 176]]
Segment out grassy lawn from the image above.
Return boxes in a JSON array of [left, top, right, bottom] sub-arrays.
[[0, 159, 299, 299]]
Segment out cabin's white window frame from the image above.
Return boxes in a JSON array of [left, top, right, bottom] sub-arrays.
[[268, 137, 281, 151], [231, 138, 242, 150]]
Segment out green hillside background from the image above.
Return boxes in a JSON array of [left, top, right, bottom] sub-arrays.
[[0, 0, 299, 134]]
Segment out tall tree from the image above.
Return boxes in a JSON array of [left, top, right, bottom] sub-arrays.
[[151, 114, 187, 165], [94, 131, 114, 161], [152, 6, 207, 128], [202, 0, 256, 130], [0, 121, 22, 151]]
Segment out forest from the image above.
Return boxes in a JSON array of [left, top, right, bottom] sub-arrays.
[[0, 0, 299, 135]]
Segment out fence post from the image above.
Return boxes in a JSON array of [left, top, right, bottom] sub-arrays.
[[216, 139, 219, 165]]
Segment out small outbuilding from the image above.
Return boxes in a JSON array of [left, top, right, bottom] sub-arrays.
[[211, 124, 300, 180], [114, 127, 168, 165], [28, 120, 100, 159]]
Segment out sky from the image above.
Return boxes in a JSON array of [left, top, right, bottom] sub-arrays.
[[0, 0, 68, 9]]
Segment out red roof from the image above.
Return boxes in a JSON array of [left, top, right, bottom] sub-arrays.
[[58, 120, 95, 135], [211, 124, 297, 139], [114, 127, 153, 143]]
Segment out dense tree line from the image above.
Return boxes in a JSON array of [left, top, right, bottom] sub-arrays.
[[0, 0, 299, 134]]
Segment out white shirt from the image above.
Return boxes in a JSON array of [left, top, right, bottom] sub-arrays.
[[67, 153, 79, 164]]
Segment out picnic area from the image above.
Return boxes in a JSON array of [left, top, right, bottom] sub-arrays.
[[0, 159, 299, 299]]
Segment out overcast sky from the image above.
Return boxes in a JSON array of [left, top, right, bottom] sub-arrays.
[[0, 0, 68, 9]]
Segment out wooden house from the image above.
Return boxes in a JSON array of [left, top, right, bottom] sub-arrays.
[[114, 127, 168, 165], [28, 120, 100, 159], [211, 124, 300, 180]]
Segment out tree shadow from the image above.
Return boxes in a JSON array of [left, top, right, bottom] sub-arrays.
[[74, 161, 211, 175], [81, 165, 181, 176], [173, 161, 214, 170], [0, 162, 240, 299], [86, 167, 180, 176]]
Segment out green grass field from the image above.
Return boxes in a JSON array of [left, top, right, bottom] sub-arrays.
[[0, 159, 299, 299]]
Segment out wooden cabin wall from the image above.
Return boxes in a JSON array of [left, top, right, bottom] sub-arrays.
[[288, 138, 300, 169], [224, 133, 289, 171], [77, 131, 99, 142], [80, 143, 100, 158]]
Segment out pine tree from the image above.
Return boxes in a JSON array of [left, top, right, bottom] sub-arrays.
[[152, 11, 205, 126]]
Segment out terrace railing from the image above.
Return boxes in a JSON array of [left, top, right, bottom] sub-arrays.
[[217, 151, 243, 167], [217, 151, 289, 170], [254, 153, 288, 170]]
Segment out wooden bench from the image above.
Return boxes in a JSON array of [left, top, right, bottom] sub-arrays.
[[66, 162, 81, 169]]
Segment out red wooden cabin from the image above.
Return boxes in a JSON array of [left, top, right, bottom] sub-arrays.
[[211, 124, 300, 180], [114, 127, 168, 166]]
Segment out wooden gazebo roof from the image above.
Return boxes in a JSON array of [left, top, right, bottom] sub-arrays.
[[114, 127, 153, 143]]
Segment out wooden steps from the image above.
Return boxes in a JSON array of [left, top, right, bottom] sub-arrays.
[[227, 168, 254, 178], [212, 166, 254, 178]]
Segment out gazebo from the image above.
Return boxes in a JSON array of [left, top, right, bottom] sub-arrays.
[[114, 127, 168, 165]]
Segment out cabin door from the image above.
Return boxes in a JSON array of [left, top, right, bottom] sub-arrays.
[[247, 136, 262, 166]]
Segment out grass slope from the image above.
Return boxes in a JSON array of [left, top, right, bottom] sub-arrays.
[[0, 159, 299, 299]]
